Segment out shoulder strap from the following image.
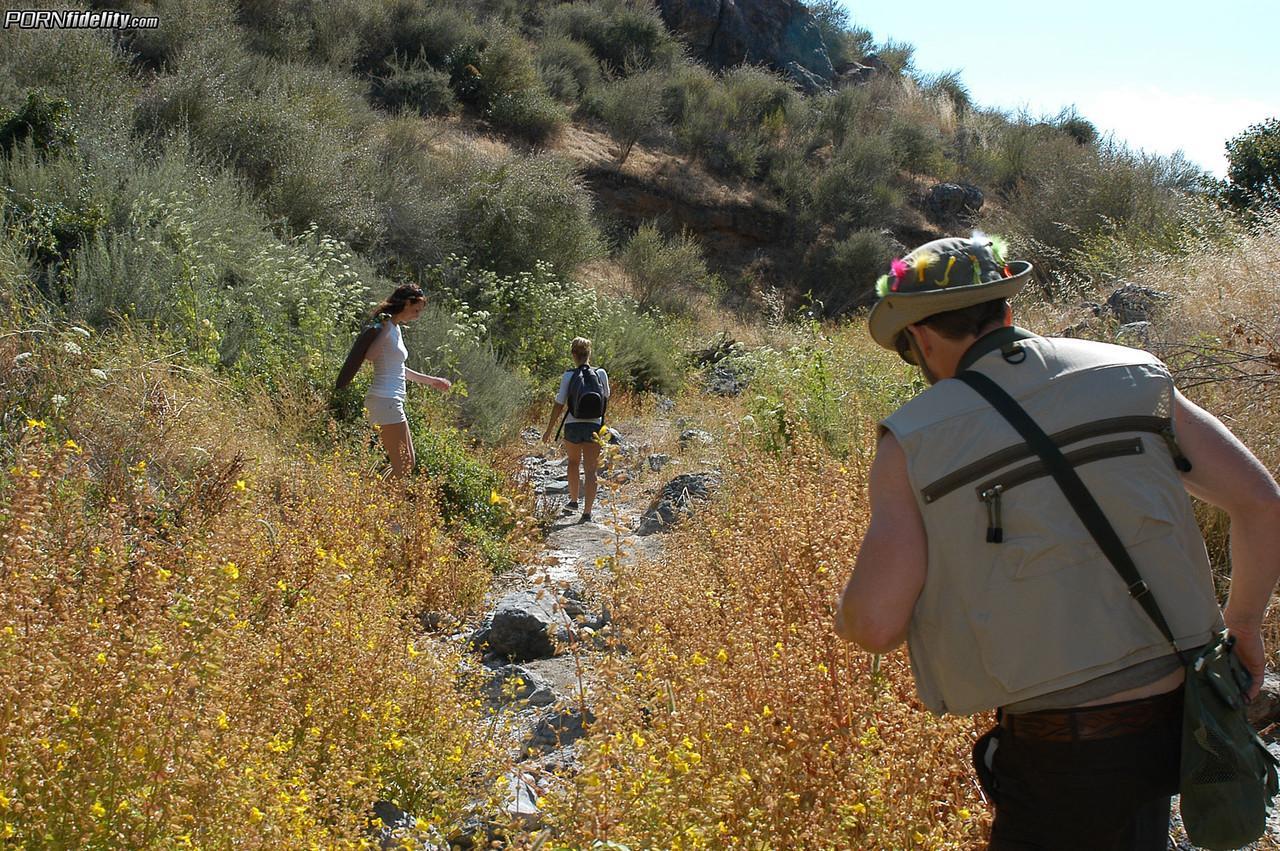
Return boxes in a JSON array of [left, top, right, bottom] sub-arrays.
[[955, 369, 1185, 660]]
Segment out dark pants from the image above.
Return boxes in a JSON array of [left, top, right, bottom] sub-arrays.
[[975, 690, 1182, 851]]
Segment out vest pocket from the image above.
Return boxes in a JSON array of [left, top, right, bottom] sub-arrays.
[[973, 438, 1146, 547], [967, 447, 1203, 694]]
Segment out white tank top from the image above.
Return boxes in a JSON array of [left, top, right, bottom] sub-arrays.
[[365, 321, 407, 400]]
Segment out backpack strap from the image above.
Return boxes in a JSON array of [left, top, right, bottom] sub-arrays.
[[955, 369, 1186, 662]]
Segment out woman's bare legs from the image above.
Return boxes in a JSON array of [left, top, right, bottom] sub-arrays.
[[379, 420, 415, 479], [581, 440, 601, 516], [565, 441, 583, 504]]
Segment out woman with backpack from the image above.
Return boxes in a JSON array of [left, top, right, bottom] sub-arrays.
[[334, 283, 452, 478], [542, 337, 610, 523]]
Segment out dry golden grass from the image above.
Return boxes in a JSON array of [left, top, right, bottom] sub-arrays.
[[548, 430, 988, 849], [0, 319, 528, 846]]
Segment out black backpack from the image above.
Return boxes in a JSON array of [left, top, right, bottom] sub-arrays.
[[566, 365, 606, 420]]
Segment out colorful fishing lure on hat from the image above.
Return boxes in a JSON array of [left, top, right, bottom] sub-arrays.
[[875, 232, 1012, 298]]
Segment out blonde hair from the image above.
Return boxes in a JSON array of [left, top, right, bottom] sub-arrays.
[[570, 337, 592, 366]]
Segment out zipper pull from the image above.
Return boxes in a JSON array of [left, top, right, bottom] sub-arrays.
[[1160, 426, 1192, 473], [981, 485, 1004, 543]]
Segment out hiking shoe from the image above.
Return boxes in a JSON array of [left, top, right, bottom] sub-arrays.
[[580, 512, 592, 524], [565, 500, 579, 512]]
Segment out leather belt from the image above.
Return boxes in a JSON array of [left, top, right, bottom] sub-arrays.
[[1000, 687, 1183, 742]]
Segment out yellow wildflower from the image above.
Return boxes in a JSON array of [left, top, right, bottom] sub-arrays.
[[26, 418, 47, 429], [222, 562, 239, 580], [90, 800, 105, 819], [234, 479, 247, 491]]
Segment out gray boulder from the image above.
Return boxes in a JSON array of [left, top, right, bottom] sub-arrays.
[[485, 664, 557, 708], [705, 361, 751, 396], [524, 707, 596, 756], [638, 471, 721, 535], [679, 428, 714, 447], [648, 453, 672, 472], [657, 0, 834, 93], [484, 590, 571, 662], [1105, 284, 1172, 324], [923, 182, 984, 226]]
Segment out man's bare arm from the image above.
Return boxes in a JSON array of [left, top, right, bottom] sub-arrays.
[[1174, 390, 1280, 697], [834, 431, 928, 653]]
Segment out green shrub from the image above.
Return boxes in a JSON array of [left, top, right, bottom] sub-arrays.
[[544, 0, 680, 74], [807, 134, 901, 233], [453, 152, 598, 275], [808, 0, 873, 68], [485, 86, 567, 143], [535, 35, 601, 104], [917, 70, 972, 116], [0, 148, 109, 292], [371, 54, 458, 116], [800, 228, 894, 315], [355, 0, 482, 75], [618, 223, 712, 313], [888, 117, 949, 177], [722, 66, 798, 125], [874, 39, 915, 75], [410, 421, 519, 567], [597, 71, 667, 163], [1054, 106, 1098, 146], [0, 91, 77, 158], [593, 309, 682, 394], [115, 0, 242, 70], [814, 86, 871, 149]]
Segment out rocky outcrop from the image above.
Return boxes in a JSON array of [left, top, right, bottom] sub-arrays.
[[638, 471, 720, 535], [656, 0, 835, 92], [921, 182, 984, 227]]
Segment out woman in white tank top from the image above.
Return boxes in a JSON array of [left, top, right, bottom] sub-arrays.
[[335, 283, 452, 478]]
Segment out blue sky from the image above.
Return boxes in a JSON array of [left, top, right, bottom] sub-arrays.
[[839, 0, 1279, 176]]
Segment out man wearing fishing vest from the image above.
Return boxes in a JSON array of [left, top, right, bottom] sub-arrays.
[[833, 235, 1280, 849]]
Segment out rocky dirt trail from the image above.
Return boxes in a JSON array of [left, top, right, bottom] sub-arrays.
[[376, 412, 722, 849]]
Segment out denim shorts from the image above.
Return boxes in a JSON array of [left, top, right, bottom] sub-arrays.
[[365, 395, 407, 426], [563, 421, 600, 445]]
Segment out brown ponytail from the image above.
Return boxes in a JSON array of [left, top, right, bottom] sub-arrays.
[[372, 283, 426, 320]]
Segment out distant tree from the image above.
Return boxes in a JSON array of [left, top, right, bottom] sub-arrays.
[[598, 71, 666, 164], [1225, 117, 1280, 209]]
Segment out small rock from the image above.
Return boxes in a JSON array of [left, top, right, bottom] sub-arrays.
[[485, 664, 557, 708], [542, 479, 570, 495], [648, 453, 672, 472], [638, 471, 721, 535], [1104, 284, 1171, 324], [504, 773, 542, 827], [485, 590, 571, 662], [524, 707, 596, 757], [1115, 321, 1153, 347], [655, 396, 675, 413], [705, 361, 751, 397], [679, 428, 713, 447]]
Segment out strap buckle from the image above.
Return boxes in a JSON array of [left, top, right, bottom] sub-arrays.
[[1127, 579, 1150, 599]]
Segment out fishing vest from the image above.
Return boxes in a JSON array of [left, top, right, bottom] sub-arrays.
[[881, 328, 1224, 716]]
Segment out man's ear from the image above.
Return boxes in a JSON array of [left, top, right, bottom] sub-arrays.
[[906, 323, 932, 359]]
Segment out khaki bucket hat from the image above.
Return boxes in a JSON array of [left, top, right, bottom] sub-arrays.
[[867, 234, 1033, 352]]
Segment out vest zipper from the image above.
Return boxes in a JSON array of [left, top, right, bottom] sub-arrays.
[[974, 437, 1146, 543], [981, 485, 1004, 543], [921, 415, 1172, 504]]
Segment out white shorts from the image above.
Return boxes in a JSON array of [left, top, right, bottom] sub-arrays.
[[365, 395, 406, 426]]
